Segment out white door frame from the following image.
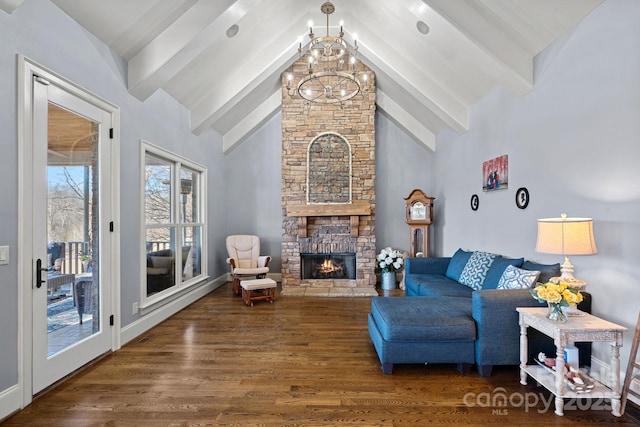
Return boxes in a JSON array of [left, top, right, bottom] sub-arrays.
[[17, 55, 121, 406]]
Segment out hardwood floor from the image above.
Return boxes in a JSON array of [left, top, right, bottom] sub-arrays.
[[5, 283, 639, 426]]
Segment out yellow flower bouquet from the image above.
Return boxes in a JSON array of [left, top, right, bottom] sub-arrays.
[[530, 281, 583, 322]]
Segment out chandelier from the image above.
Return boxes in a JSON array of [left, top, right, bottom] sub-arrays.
[[286, 1, 368, 105]]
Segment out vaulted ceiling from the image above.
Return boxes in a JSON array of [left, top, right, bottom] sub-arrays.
[[3, 0, 603, 152]]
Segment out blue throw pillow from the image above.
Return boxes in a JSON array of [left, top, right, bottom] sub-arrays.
[[521, 261, 561, 283], [445, 248, 473, 281], [458, 251, 496, 290], [483, 256, 525, 290], [497, 265, 540, 289]]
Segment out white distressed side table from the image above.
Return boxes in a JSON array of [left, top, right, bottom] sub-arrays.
[[517, 307, 626, 416]]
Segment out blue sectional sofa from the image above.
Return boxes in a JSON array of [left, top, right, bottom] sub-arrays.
[[368, 249, 592, 376]]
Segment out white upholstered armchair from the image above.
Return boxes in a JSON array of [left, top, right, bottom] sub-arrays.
[[226, 235, 271, 295]]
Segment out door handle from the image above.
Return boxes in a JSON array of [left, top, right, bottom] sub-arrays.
[[36, 258, 46, 288]]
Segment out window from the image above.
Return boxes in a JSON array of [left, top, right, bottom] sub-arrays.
[[142, 141, 206, 304]]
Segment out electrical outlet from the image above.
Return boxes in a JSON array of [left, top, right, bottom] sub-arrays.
[[0, 246, 8, 265], [132, 302, 139, 315]]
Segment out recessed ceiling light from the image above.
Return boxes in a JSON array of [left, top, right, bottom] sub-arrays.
[[416, 21, 430, 35], [226, 24, 239, 38]]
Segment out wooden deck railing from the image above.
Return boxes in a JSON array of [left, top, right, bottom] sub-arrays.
[[57, 240, 180, 274]]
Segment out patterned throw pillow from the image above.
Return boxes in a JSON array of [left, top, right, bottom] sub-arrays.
[[497, 265, 540, 289], [458, 251, 496, 290]]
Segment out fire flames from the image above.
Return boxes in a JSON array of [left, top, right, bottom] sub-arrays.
[[317, 258, 343, 275]]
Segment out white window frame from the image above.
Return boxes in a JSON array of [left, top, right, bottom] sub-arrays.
[[139, 140, 207, 310]]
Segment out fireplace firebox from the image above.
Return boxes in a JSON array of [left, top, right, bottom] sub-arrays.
[[301, 253, 356, 280]]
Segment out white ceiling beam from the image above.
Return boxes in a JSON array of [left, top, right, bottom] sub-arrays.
[[111, 1, 200, 60], [475, 0, 604, 53], [376, 90, 436, 152], [423, 0, 533, 97], [168, 0, 304, 108], [372, 66, 452, 134], [189, 27, 300, 134], [0, 0, 23, 13], [191, 53, 289, 135], [222, 90, 281, 153], [52, 0, 178, 48], [335, 9, 469, 132], [43, 0, 605, 148], [128, 0, 262, 100], [354, 37, 468, 134]]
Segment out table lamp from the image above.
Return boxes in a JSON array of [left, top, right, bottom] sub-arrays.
[[535, 213, 598, 291]]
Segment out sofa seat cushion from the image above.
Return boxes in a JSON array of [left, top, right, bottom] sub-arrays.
[[150, 256, 173, 269], [405, 274, 474, 297], [147, 267, 169, 275], [370, 296, 475, 342]]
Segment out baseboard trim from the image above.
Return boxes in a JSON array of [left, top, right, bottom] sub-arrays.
[[0, 385, 22, 422], [590, 356, 640, 408], [121, 275, 226, 345], [267, 272, 282, 282]]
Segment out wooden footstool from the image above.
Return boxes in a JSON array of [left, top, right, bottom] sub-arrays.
[[240, 278, 276, 306]]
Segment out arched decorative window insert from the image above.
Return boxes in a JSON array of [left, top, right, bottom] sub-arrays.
[[307, 132, 352, 204]]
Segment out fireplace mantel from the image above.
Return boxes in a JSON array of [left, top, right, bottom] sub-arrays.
[[287, 201, 371, 237], [286, 200, 371, 217]]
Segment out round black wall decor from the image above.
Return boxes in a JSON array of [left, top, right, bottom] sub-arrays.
[[470, 194, 479, 211], [515, 187, 529, 209]]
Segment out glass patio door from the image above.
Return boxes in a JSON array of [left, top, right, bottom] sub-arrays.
[[32, 77, 112, 393]]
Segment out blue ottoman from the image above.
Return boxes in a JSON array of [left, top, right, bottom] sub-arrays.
[[368, 296, 476, 374]]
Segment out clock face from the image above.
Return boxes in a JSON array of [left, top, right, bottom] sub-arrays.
[[411, 202, 426, 220]]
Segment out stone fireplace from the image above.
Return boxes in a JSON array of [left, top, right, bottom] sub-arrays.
[[280, 57, 376, 294]]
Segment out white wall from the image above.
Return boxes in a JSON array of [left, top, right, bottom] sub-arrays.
[[432, 0, 640, 369], [375, 111, 434, 255], [223, 113, 283, 272]]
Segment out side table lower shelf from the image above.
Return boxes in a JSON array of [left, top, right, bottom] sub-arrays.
[[521, 364, 620, 400]]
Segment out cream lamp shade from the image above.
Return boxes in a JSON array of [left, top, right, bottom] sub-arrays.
[[535, 213, 597, 290]]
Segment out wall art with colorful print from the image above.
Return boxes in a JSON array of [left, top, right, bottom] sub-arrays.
[[483, 154, 508, 192]]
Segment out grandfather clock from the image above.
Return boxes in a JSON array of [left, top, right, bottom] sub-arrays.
[[404, 189, 434, 257]]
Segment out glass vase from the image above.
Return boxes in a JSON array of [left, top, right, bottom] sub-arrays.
[[547, 302, 568, 323]]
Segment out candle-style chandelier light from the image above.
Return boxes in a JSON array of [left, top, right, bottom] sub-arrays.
[[286, 1, 368, 106]]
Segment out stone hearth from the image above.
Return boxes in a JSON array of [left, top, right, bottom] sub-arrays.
[[280, 57, 376, 296]]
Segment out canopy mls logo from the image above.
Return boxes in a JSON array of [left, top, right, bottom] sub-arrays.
[[462, 387, 612, 415]]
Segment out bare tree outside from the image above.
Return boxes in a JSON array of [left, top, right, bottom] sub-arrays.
[[145, 154, 172, 250], [48, 167, 88, 243]]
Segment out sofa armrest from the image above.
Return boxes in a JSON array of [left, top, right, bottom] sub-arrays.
[[404, 257, 451, 276], [472, 289, 593, 370], [472, 289, 545, 368]]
